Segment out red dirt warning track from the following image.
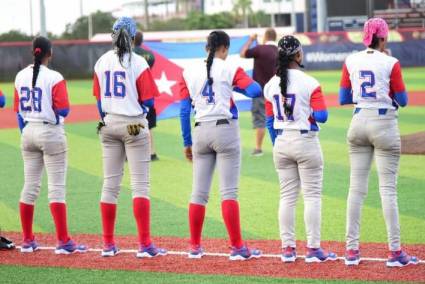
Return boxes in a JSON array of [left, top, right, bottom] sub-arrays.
[[1, 92, 424, 129], [1, 233, 424, 282]]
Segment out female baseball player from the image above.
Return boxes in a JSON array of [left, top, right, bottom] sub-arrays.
[[340, 18, 418, 267], [14, 36, 87, 254], [264, 35, 336, 263], [180, 31, 262, 260], [93, 17, 166, 258]]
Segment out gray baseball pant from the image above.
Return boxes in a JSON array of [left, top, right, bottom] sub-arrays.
[[273, 130, 324, 249], [346, 108, 401, 251], [20, 123, 67, 204], [100, 114, 150, 204], [190, 120, 240, 205]]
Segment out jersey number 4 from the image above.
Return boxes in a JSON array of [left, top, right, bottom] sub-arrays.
[[359, 70, 376, 98], [201, 82, 215, 104], [104, 71, 126, 98], [273, 94, 295, 121], [20, 87, 42, 112]]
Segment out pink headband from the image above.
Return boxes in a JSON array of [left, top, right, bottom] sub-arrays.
[[363, 18, 389, 47]]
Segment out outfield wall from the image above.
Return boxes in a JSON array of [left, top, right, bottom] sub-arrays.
[[0, 29, 424, 81]]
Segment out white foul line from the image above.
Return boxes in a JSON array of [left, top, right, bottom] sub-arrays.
[[16, 246, 425, 264]]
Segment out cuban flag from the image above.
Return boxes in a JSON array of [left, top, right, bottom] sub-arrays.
[[144, 36, 254, 119]]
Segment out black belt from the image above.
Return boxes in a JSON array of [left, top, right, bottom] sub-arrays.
[[276, 129, 309, 136], [194, 119, 229, 127]]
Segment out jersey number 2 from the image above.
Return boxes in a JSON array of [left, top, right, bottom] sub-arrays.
[[104, 71, 126, 98], [20, 87, 42, 112], [359, 71, 376, 98]]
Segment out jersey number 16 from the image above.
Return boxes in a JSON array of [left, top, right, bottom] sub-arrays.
[[104, 71, 126, 98]]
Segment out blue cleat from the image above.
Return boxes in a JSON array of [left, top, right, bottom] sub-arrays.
[[345, 249, 361, 266], [101, 244, 120, 257], [188, 245, 205, 259], [281, 246, 297, 263], [20, 240, 39, 253], [305, 248, 337, 263], [136, 243, 167, 258], [229, 246, 261, 261], [386, 250, 419, 267], [55, 239, 88, 255]]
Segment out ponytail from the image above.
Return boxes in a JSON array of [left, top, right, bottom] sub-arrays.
[[113, 28, 133, 67], [205, 31, 230, 86], [277, 51, 294, 117], [31, 36, 52, 88]]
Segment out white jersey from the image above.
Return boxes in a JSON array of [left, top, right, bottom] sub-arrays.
[[94, 50, 158, 117], [344, 49, 401, 109], [182, 58, 250, 122], [14, 65, 69, 124], [264, 70, 325, 131]]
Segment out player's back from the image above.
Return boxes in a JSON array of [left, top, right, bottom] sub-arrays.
[[14, 65, 67, 124], [345, 49, 398, 109], [264, 69, 321, 131], [94, 50, 150, 116], [183, 58, 237, 122]]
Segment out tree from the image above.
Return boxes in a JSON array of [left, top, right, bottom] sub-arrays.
[[0, 30, 32, 42], [233, 0, 252, 28], [61, 11, 116, 40]]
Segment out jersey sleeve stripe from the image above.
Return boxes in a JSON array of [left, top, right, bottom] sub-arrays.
[[136, 69, 159, 103], [52, 80, 70, 112], [310, 86, 327, 111], [232, 68, 262, 99], [93, 73, 101, 101], [390, 62, 407, 95], [179, 76, 190, 99], [13, 88, 19, 112], [340, 63, 351, 89]]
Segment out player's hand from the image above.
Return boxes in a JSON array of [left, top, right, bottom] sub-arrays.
[[184, 146, 193, 162]]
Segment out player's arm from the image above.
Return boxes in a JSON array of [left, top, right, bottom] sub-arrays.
[[52, 79, 70, 119], [390, 61, 408, 107], [179, 76, 193, 149], [311, 86, 328, 123], [13, 88, 26, 132], [93, 73, 105, 119], [136, 68, 158, 109], [265, 99, 276, 145], [240, 35, 257, 58], [0, 90, 5, 108], [232, 67, 262, 98], [339, 63, 353, 105]]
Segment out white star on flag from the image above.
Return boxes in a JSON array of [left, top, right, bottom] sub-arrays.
[[155, 71, 176, 97]]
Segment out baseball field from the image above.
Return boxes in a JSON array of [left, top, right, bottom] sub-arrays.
[[0, 67, 424, 283]]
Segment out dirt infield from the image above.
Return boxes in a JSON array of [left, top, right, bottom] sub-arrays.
[[401, 132, 425, 155], [1, 92, 424, 129], [1, 232, 424, 282]]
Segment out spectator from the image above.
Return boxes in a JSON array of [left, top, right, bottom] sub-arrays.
[[240, 28, 278, 156], [134, 31, 159, 161]]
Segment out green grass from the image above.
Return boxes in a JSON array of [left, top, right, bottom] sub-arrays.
[[0, 71, 424, 283], [1, 67, 424, 107], [0, 265, 406, 284]]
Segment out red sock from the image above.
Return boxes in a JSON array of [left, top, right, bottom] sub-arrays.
[[19, 202, 34, 242], [49, 202, 70, 243], [133, 197, 151, 247], [189, 203, 206, 247], [100, 202, 117, 246], [221, 200, 243, 249]]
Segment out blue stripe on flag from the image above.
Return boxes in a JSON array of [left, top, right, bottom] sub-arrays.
[[145, 36, 251, 59]]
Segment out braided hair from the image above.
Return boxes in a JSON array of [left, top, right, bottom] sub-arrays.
[[32, 36, 52, 88], [112, 17, 137, 67], [112, 28, 133, 67], [277, 35, 302, 117], [205, 31, 230, 86]]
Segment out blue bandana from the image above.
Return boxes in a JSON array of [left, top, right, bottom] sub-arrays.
[[113, 17, 137, 38]]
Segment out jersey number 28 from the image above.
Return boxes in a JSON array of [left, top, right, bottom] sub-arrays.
[[104, 71, 126, 98], [20, 87, 42, 112]]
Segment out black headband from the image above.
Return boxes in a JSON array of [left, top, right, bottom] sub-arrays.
[[278, 35, 302, 57]]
